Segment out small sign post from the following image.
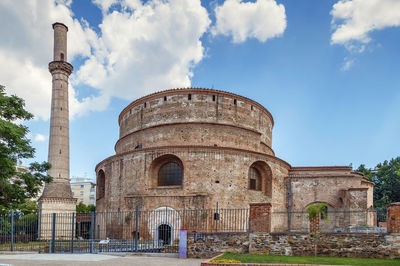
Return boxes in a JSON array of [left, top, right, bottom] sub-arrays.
[[179, 229, 187, 258]]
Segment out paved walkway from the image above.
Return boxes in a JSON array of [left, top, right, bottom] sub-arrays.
[[0, 253, 203, 266]]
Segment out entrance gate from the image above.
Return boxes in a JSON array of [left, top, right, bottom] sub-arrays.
[[158, 224, 172, 245]]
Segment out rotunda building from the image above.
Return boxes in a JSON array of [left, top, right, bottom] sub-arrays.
[[96, 89, 290, 216], [96, 88, 374, 234]]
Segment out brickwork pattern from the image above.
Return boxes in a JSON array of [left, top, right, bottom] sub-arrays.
[[388, 202, 400, 233], [249, 203, 271, 233]]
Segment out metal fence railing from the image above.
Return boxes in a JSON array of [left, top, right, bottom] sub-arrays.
[[0, 207, 388, 253], [279, 208, 386, 233], [0, 207, 249, 253]]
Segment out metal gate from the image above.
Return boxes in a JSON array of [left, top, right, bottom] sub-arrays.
[[0, 207, 249, 253]]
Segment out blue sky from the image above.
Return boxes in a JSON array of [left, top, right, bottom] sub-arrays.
[[1, 0, 399, 181]]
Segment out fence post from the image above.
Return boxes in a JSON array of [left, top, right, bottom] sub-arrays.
[[51, 213, 56, 253], [10, 209, 14, 252], [90, 212, 94, 253], [38, 209, 42, 241], [135, 205, 138, 252], [70, 213, 75, 253], [215, 202, 219, 232]]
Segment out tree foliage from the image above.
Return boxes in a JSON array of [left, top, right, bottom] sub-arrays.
[[306, 202, 328, 220], [0, 85, 51, 213], [76, 202, 95, 213], [357, 157, 400, 209]]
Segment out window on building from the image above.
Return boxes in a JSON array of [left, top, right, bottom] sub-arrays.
[[80, 191, 84, 195], [158, 162, 183, 186], [248, 167, 262, 191], [80, 184, 84, 188], [80, 199, 83, 203], [60, 53, 64, 61], [97, 170, 105, 199]]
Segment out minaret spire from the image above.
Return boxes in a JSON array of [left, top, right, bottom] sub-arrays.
[[39, 22, 76, 217]]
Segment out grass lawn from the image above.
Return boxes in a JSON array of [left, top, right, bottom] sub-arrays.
[[214, 252, 400, 265]]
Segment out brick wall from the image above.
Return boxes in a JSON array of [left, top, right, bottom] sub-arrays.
[[249, 203, 271, 233], [388, 202, 400, 233]]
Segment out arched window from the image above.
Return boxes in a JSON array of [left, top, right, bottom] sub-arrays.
[[158, 162, 182, 186], [150, 154, 184, 187], [60, 53, 64, 61], [248, 161, 273, 196], [97, 170, 105, 199], [249, 167, 262, 191]]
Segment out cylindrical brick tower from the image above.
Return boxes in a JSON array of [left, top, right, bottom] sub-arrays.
[[39, 23, 76, 217]]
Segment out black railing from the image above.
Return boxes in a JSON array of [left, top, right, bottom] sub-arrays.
[[0, 207, 388, 253]]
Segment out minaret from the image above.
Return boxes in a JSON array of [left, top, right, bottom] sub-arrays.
[[39, 23, 76, 216]]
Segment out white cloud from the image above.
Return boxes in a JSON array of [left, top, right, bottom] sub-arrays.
[[76, 0, 211, 103], [341, 57, 355, 71], [34, 133, 47, 142], [212, 0, 286, 43], [0, 0, 211, 120], [331, 0, 400, 46]]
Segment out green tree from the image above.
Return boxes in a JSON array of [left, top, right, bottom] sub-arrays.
[[76, 202, 95, 213], [357, 157, 400, 209], [355, 164, 374, 181], [306, 202, 329, 263], [0, 85, 52, 214]]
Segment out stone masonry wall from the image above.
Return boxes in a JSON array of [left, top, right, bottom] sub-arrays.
[[250, 233, 400, 259], [289, 168, 374, 211], [118, 89, 274, 148], [187, 232, 400, 259], [188, 232, 249, 258], [115, 123, 274, 155], [97, 148, 289, 211]]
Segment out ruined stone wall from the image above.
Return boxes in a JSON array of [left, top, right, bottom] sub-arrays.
[[289, 167, 374, 210], [188, 232, 249, 258], [250, 232, 400, 259], [187, 232, 400, 259]]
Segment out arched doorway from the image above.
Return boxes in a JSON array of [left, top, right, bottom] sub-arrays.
[[149, 206, 180, 244], [158, 224, 171, 245]]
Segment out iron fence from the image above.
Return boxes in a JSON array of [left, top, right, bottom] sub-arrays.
[[0, 207, 249, 253], [0, 211, 41, 252], [0, 207, 388, 254]]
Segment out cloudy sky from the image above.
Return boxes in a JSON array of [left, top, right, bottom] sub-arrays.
[[1, 0, 399, 180]]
